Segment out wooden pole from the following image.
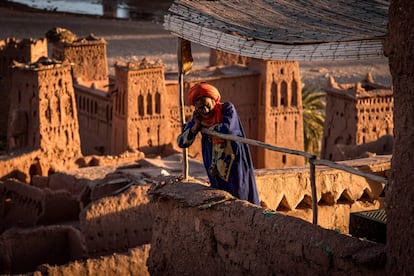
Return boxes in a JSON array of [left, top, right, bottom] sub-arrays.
[[177, 38, 193, 180], [178, 70, 188, 179], [309, 156, 318, 225]]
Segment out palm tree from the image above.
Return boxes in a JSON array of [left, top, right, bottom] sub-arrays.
[[302, 85, 326, 156]]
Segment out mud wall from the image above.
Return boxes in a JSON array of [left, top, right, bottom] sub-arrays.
[[384, 1, 414, 274], [37, 245, 150, 276], [0, 225, 86, 275], [0, 155, 389, 274], [0, 165, 155, 274], [147, 181, 386, 275], [256, 155, 389, 233], [80, 185, 154, 255]]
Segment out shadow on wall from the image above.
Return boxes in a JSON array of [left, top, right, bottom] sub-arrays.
[[0, 158, 389, 274], [147, 179, 387, 275], [79, 190, 154, 256], [0, 167, 156, 274], [1, 169, 27, 183], [333, 135, 394, 161]]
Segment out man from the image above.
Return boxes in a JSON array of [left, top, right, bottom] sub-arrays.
[[177, 82, 260, 205]]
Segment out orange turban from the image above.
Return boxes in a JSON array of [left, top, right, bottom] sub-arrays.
[[188, 83, 223, 134], [188, 83, 221, 105]]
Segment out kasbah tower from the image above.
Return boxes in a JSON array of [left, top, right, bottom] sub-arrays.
[[210, 51, 305, 168], [248, 59, 304, 168], [0, 38, 49, 142], [0, 34, 92, 181], [112, 59, 168, 156], [8, 58, 81, 158], [49, 30, 306, 169], [0, 30, 305, 183]]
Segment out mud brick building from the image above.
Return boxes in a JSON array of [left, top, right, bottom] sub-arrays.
[[0, 38, 48, 141], [0, 29, 395, 181], [19, 31, 304, 169], [321, 74, 393, 161]]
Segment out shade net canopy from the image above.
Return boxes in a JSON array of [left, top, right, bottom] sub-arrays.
[[163, 0, 389, 61]]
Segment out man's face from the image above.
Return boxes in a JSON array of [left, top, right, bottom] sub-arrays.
[[195, 96, 216, 118]]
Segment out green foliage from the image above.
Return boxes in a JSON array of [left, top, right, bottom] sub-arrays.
[[315, 240, 334, 255], [263, 210, 277, 217], [302, 85, 326, 157]]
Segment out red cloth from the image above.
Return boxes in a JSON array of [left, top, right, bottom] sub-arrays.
[[188, 82, 221, 105], [188, 83, 223, 128]]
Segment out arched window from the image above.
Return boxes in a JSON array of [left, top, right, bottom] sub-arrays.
[[138, 95, 144, 116], [295, 120, 298, 141], [291, 79, 298, 106], [137, 128, 140, 148], [155, 91, 161, 114], [271, 81, 277, 107], [275, 121, 278, 144], [281, 81, 288, 107], [147, 93, 153, 115]]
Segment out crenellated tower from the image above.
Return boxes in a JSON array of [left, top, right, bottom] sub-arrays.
[[0, 38, 48, 141], [47, 29, 113, 155], [248, 59, 305, 168], [8, 57, 81, 160], [112, 58, 169, 156], [321, 74, 393, 161], [50, 31, 108, 82]]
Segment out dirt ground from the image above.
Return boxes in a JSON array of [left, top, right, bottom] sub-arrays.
[[0, 5, 392, 90]]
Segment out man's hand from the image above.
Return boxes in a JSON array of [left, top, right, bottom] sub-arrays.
[[191, 110, 202, 134]]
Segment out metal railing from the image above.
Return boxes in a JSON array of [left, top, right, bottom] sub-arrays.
[[201, 128, 388, 225]]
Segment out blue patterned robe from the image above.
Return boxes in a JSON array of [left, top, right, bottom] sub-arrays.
[[177, 102, 260, 205]]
